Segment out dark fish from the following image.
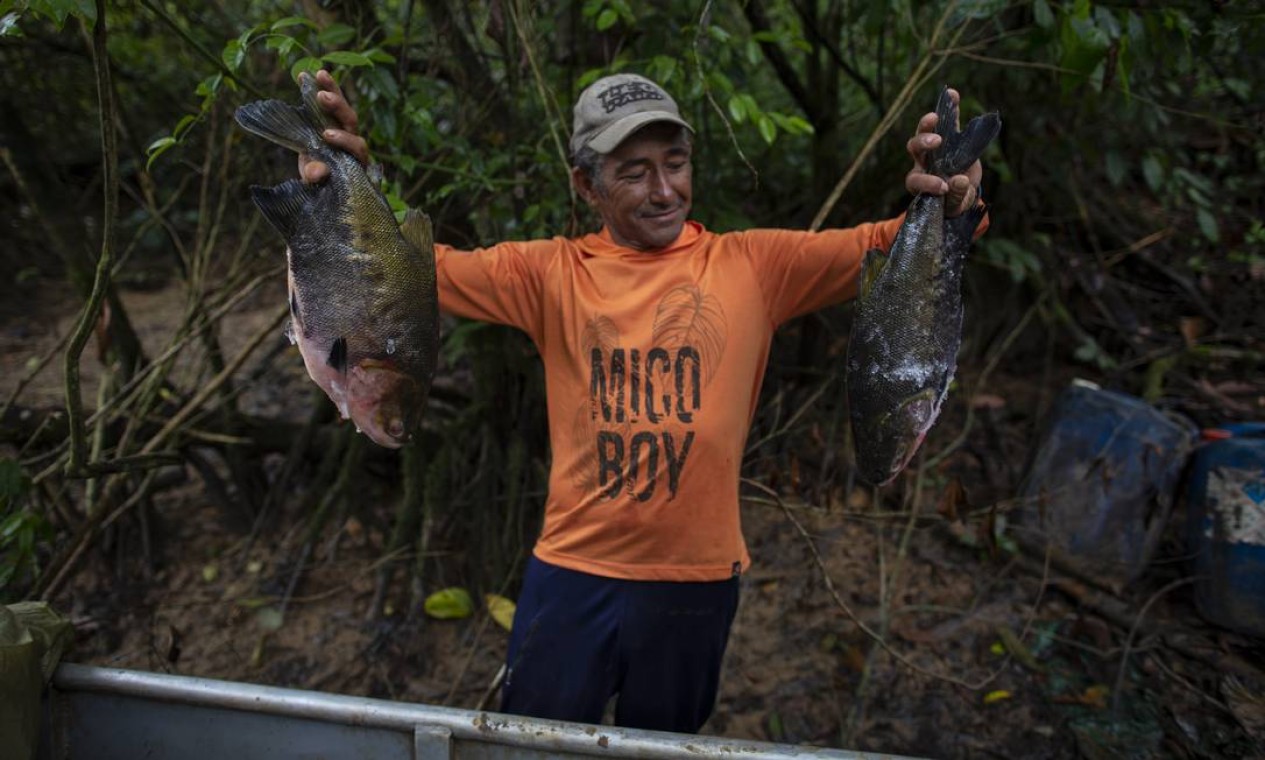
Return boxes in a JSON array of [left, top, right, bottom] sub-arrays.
[[235, 73, 438, 448], [846, 87, 1001, 485]]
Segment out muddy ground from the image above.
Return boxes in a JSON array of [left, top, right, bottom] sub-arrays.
[[2, 270, 1263, 760]]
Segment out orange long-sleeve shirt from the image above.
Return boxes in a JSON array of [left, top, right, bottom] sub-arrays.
[[434, 218, 906, 580]]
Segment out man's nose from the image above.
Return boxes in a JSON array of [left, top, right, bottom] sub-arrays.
[[648, 170, 676, 203]]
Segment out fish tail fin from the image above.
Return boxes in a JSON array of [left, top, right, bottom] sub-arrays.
[[250, 180, 319, 239], [930, 86, 1001, 178], [234, 99, 323, 153]]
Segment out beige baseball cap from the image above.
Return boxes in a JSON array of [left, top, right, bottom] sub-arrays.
[[570, 73, 694, 156]]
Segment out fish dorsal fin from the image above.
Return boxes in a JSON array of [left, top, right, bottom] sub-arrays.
[[859, 248, 888, 299], [250, 180, 318, 240], [400, 208, 435, 257], [327, 336, 349, 373]]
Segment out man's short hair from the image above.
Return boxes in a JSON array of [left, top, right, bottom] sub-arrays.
[[569, 126, 692, 194]]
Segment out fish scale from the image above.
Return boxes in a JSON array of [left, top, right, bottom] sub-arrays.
[[846, 87, 1000, 485], [235, 73, 439, 448]]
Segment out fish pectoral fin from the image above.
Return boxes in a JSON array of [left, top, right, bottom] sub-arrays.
[[898, 387, 940, 413], [327, 336, 349, 374], [858, 248, 888, 299], [399, 208, 435, 260], [251, 180, 319, 240]]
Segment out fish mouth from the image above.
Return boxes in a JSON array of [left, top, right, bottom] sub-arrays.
[[344, 362, 425, 449], [853, 390, 939, 485], [359, 419, 411, 449]]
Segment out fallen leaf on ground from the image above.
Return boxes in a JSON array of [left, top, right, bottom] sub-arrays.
[[485, 594, 516, 631], [424, 587, 474, 620]]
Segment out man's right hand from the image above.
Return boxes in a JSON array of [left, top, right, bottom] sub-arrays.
[[300, 70, 370, 183]]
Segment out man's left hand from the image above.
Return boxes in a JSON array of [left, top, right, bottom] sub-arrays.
[[904, 88, 983, 218]]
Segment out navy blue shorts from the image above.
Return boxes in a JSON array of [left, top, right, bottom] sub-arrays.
[[501, 556, 741, 733]]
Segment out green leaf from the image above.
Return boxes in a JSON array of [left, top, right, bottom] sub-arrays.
[[768, 112, 813, 136], [1058, 12, 1111, 91], [0, 459, 29, 504], [784, 115, 813, 135], [757, 114, 776, 145], [1196, 208, 1219, 243], [317, 23, 355, 46], [195, 73, 223, 98], [1141, 155, 1163, 192], [1, 514, 24, 540], [955, 0, 1009, 21], [145, 136, 177, 170], [25, 0, 94, 27], [1, 11, 21, 37], [1033, 0, 1054, 29], [1093, 5, 1120, 38], [1223, 78, 1250, 101], [727, 95, 746, 123], [648, 55, 676, 84], [363, 66, 400, 101], [423, 587, 474, 620], [221, 38, 246, 72], [577, 68, 604, 89], [745, 39, 761, 65], [266, 34, 297, 57], [322, 50, 373, 67], [385, 189, 408, 222], [596, 8, 617, 31], [290, 56, 323, 81], [173, 114, 197, 139], [272, 16, 314, 31], [1104, 151, 1126, 187]]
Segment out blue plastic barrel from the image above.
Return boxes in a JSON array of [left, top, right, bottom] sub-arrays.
[[1018, 380, 1198, 587], [1186, 422, 1265, 637]]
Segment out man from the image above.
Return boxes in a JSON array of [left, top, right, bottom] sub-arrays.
[[302, 70, 985, 733]]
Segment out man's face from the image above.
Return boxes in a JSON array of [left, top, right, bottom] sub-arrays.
[[574, 123, 693, 252]]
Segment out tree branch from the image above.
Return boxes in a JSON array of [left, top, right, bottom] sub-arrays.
[[64, 0, 118, 477], [790, 0, 884, 116], [742, 0, 819, 125], [136, 0, 266, 99]]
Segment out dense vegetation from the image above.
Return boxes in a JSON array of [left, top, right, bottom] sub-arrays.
[[0, 0, 1262, 753]]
